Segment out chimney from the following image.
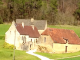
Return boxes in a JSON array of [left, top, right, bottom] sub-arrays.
[[31, 18, 34, 22], [31, 18, 34, 30], [22, 22, 24, 28]]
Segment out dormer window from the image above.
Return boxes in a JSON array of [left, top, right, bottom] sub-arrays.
[[49, 29, 53, 31], [66, 40, 68, 43], [63, 37, 68, 43]]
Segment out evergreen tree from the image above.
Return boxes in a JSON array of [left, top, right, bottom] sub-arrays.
[[74, 1, 80, 25]]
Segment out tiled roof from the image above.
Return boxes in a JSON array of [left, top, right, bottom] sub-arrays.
[[16, 19, 47, 30], [16, 24, 40, 38], [41, 28, 80, 44]]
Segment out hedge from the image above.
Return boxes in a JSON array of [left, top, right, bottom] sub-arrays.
[[0, 36, 5, 40]]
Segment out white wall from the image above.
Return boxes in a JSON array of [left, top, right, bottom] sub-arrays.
[[5, 21, 22, 50], [5, 21, 16, 45]]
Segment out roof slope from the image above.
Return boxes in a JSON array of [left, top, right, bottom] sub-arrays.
[[16, 19, 47, 30], [16, 24, 40, 38], [41, 28, 80, 44]]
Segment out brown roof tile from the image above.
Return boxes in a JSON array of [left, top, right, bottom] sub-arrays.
[[16, 24, 40, 38], [41, 28, 80, 44]]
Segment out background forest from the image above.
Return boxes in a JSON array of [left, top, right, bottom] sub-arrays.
[[0, 0, 80, 25]]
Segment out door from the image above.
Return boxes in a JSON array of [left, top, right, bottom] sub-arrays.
[[65, 46, 68, 52], [21, 36, 28, 50], [30, 44, 32, 50]]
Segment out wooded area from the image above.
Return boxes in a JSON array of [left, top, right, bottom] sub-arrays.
[[0, 0, 80, 25]]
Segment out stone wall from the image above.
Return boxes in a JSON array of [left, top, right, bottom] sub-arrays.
[[53, 43, 80, 53], [38, 35, 80, 53]]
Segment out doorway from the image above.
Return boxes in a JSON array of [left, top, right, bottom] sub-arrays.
[[30, 44, 32, 50], [65, 46, 68, 52]]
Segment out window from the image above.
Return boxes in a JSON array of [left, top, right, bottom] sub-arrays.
[[52, 44, 53, 48], [10, 31, 11, 34], [63, 37, 68, 43], [66, 40, 68, 43], [36, 39, 37, 43], [31, 39, 32, 42], [44, 37, 46, 43], [49, 29, 53, 31], [22, 36, 26, 44], [24, 36, 26, 43], [22, 36, 23, 40]]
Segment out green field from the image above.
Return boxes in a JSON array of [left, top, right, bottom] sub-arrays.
[[0, 24, 11, 36], [59, 57, 80, 60], [35, 52, 80, 60]]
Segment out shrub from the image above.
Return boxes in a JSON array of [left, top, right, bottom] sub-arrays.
[[37, 44, 53, 53], [3, 42, 16, 49], [0, 36, 5, 40]]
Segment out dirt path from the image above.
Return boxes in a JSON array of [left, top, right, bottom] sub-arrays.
[[26, 49, 52, 60]]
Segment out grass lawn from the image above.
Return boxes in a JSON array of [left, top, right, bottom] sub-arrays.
[[0, 40, 40, 60], [59, 57, 80, 60], [0, 24, 11, 36], [59, 56, 80, 60], [48, 25, 80, 38], [35, 52, 80, 60]]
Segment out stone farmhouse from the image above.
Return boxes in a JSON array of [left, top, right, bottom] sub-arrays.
[[5, 18, 80, 53], [38, 28, 80, 53], [5, 20, 40, 50]]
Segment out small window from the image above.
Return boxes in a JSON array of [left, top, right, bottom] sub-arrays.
[[44, 37, 46, 43], [24, 36, 26, 43], [36, 39, 37, 43], [66, 40, 68, 43], [63, 38, 68, 43], [31, 39, 32, 42], [22, 36, 26, 43], [10, 31, 11, 34], [22, 36, 24, 40], [49, 29, 53, 31], [52, 43, 53, 48]]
